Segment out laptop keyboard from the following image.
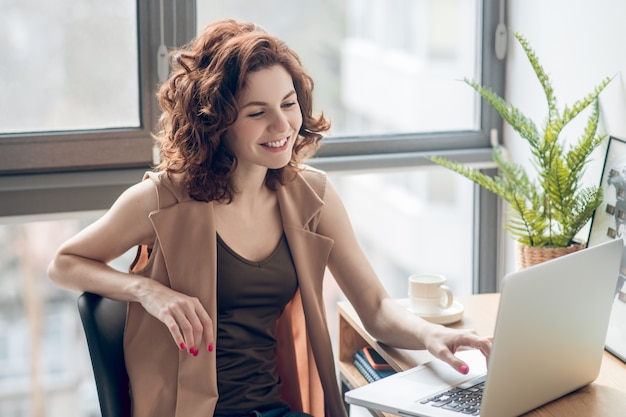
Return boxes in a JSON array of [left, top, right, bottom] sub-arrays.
[[419, 375, 486, 415]]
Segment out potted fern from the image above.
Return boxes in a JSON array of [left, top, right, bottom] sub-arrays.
[[428, 32, 613, 268]]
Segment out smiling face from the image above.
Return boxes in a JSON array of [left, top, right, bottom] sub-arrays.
[[225, 64, 303, 173]]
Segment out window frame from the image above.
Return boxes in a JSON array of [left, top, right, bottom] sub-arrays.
[[0, 0, 504, 293]]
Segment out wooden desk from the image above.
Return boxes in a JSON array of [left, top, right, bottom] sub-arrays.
[[338, 294, 626, 417]]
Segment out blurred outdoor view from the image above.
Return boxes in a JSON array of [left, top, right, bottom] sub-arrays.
[[0, 0, 477, 415]]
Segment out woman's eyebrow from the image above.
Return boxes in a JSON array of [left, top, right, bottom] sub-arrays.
[[240, 90, 297, 109]]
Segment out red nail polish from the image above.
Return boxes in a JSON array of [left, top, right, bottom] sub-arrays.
[[189, 347, 198, 356], [208, 343, 214, 352], [179, 342, 186, 350], [460, 364, 469, 374]]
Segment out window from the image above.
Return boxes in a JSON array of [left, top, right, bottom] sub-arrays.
[[0, 2, 195, 416], [0, 1, 503, 415], [1, 2, 139, 134], [340, 0, 478, 135], [200, 0, 492, 139], [0, 216, 135, 417], [0, 0, 196, 216]]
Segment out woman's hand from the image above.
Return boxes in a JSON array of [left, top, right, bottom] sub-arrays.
[[421, 324, 491, 374], [136, 279, 215, 356]]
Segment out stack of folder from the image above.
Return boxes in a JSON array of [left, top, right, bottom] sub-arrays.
[[353, 348, 396, 383]]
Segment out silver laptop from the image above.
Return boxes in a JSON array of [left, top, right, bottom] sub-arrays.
[[345, 238, 623, 417]]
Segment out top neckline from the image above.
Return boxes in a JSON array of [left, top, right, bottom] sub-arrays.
[[216, 233, 286, 267]]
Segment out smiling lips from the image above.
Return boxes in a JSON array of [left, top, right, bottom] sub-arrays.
[[262, 137, 289, 148]]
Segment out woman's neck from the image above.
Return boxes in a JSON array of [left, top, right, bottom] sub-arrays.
[[227, 167, 272, 209]]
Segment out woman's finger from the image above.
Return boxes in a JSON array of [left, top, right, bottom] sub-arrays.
[[162, 312, 188, 352], [186, 298, 206, 356], [172, 306, 198, 355], [195, 304, 215, 352]]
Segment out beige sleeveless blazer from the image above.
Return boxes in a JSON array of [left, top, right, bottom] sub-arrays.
[[123, 167, 347, 417]]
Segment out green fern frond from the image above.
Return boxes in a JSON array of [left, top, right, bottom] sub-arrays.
[[561, 77, 612, 126], [514, 32, 558, 121], [426, 155, 506, 197], [506, 194, 549, 246], [566, 99, 604, 176], [543, 157, 571, 208], [561, 186, 604, 241], [492, 149, 537, 201], [464, 79, 540, 146]]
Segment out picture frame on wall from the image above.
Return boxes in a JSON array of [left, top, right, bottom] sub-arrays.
[[588, 135, 626, 363]]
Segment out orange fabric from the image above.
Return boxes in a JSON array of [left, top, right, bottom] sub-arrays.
[[276, 291, 325, 416]]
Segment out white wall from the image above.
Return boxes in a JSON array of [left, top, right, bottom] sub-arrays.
[[502, 0, 626, 274]]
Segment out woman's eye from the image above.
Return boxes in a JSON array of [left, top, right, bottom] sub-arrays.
[[282, 102, 297, 109], [248, 111, 264, 118]]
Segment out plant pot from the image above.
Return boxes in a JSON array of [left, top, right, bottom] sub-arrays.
[[516, 241, 586, 270]]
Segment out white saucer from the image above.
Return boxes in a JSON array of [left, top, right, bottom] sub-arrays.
[[397, 298, 464, 325]]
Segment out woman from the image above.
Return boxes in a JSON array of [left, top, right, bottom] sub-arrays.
[[48, 19, 490, 417]]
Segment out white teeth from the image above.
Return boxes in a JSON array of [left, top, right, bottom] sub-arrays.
[[263, 138, 288, 148]]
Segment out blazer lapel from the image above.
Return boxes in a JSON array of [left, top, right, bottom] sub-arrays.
[[149, 200, 219, 416], [277, 171, 347, 416]]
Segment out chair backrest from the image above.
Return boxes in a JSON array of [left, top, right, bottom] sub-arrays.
[[77, 292, 131, 417]]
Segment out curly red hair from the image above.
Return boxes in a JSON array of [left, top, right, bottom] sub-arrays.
[[154, 19, 330, 202]]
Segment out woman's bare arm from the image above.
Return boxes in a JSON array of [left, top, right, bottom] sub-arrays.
[[48, 179, 158, 300], [317, 179, 490, 372], [47, 180, 214, 355]]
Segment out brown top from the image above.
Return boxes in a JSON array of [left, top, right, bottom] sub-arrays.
[[215, 234, 298, 414]]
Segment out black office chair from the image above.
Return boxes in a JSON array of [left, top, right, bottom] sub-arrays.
[[77, 292, 131, 417]]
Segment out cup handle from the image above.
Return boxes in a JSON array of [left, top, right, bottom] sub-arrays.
[[440, 285, 454, 309]]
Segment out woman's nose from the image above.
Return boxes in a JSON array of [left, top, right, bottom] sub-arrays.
[[269, 110, 290, 132]]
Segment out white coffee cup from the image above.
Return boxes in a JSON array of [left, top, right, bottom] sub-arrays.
[[408, 273, 454, 315]]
